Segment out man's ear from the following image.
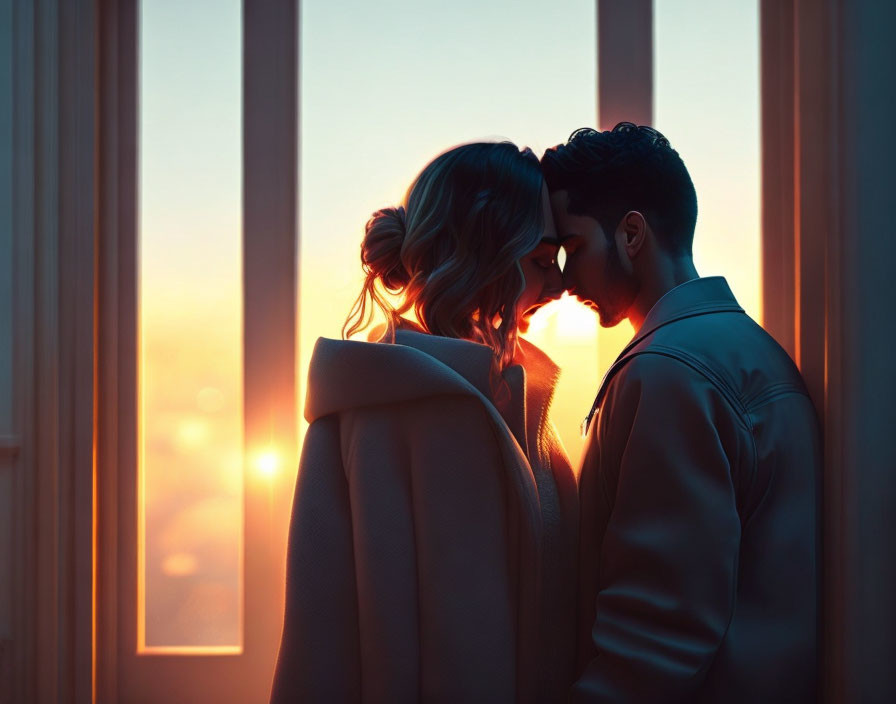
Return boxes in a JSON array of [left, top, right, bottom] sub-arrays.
[[620, 210, 647, 259]]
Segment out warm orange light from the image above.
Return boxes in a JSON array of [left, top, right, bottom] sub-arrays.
[[254, 449, 280, 478], [526, 292, 599, 340], [196, 386, 225, 413], [162, 552, 199, 577], [174, 417, 210, 449]]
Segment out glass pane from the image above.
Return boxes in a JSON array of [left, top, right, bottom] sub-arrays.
[[300, 0, 597, 464], [654, 0, 762, 321], [139, 0, 243, 651]]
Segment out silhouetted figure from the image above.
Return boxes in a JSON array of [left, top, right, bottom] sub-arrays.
[[542, 124, 820, 703], [271, 142, 578, 703]]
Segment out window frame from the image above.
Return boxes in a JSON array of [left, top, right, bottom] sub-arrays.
[[96, 0, 299, 700]]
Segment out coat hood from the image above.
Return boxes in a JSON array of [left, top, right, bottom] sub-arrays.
[[305, 329, 561, 459], [306, 329, 495, 423]]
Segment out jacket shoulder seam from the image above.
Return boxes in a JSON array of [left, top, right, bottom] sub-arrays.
[[743, 382, 811, 410], [626, 346, 752, 432]]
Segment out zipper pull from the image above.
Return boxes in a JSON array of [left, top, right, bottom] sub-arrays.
[[580, 406, 599, 438]]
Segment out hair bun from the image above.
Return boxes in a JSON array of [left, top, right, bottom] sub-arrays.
[[361, 206, 410, 290]]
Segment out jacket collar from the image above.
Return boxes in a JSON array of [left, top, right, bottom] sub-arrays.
[[579, 277, 745, 437], [623, 276, 744, 356]]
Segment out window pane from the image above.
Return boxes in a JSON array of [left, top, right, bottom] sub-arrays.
[[139, 0, 242, 651], [654, 0, 761, 321], [300, 0, 597, 463]]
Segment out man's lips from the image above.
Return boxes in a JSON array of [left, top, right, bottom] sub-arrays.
[[568, 290, 600, 312]]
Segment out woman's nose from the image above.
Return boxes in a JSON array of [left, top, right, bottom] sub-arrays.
[[543, 264, 564, 300]]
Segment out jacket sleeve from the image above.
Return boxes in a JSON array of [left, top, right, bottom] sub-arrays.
[[572, 353, 743, 702], [270, 414, 361, 703]]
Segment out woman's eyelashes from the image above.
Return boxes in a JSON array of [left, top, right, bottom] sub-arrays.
[[529, 243, 560, 270]]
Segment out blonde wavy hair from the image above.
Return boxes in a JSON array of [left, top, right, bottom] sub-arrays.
[[343, 141, 546, 370]]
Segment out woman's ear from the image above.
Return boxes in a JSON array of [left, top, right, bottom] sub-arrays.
[[620, 210, 647, 259]]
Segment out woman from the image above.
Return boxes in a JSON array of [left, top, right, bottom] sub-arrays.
[[271, 142, 578, 703]]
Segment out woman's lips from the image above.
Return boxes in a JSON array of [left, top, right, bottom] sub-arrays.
[[523, 302, 546, 318]]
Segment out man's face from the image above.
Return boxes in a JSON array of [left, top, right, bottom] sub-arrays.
[[550, 189, 639, 328]]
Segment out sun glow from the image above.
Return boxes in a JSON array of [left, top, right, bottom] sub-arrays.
[[525, 292, 599, 339], [162, 552, 199, 577], [253, 449, 281, 478], [523, 293, 604, 465]]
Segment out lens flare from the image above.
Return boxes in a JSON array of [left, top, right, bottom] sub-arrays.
[[254, 449, 280, 478]]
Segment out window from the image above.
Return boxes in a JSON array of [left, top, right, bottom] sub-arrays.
[[111, 1, 762, 700], [116, 2, 297, 701]]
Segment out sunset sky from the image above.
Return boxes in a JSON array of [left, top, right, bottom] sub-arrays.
[[139, 0, 759, 648]]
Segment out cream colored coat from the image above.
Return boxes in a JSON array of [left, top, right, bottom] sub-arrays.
[[270, 329, 578, 703]]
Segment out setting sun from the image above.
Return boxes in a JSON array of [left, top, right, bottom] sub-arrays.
[[526, 292, 599, 340], [254, 449, 281, 478]]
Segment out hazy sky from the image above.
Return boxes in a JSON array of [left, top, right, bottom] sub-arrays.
[[141, 0, 243, 649], [654, 0, 760, 321], [298, 0, 598, 346], [139, 0, 758, 648]]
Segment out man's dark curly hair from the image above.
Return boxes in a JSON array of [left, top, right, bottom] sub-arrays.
[[540, 123, 698, 256]]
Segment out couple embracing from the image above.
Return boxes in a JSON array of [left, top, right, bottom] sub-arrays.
[[271, 124, 820, 704]]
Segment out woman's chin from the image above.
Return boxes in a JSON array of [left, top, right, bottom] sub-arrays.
[[516, 303, 543, 331], [517, 310, 539, 333]]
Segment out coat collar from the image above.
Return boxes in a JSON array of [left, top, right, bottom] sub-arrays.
[[505, 337, 561, 458]]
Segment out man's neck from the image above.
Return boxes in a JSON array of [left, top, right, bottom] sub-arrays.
[[628, 257, 700, 332]]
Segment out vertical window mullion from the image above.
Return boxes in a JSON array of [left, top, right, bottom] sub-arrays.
[[597, 0, 653, 130], [593, 0, 655, 383], [241, 0, 299, 663]]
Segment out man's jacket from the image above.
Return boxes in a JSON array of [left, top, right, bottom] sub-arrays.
[[573, 277, 820, 703], [270, 329, 578, 703]]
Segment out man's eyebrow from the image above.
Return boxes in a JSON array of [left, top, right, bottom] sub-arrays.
[[540, 236, 562, 247], [557, 233, 579, 243]]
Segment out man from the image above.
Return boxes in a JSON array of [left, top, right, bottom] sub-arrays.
[[541, 124, 820, 702]]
